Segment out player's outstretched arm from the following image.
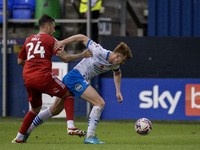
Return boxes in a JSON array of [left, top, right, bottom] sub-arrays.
[[113, 70, 123, 103], [54, 34, 90, 50], [56, 49, 93, 63]]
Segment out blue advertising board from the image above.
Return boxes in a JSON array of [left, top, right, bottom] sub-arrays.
[[101, 78, 200, 120]]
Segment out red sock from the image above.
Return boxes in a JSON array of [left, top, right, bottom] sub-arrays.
[[64, 96, 74, 121], [19, 110, 37, 135]]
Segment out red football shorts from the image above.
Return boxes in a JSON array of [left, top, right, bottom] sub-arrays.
[[25, 73, 68, 108]]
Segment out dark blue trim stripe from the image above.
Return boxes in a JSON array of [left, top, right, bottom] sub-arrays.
[[87, 40, 91, 48], [33, 121, 37, 127], [88, 117, 91, 126], [106, 52, 110, 61], [33, 116, 43, 127], [113, 66, 120, 72]]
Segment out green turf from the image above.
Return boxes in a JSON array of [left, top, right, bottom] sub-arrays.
[[0, 117, 200, 150]]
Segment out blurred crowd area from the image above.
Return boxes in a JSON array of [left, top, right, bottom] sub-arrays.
[[0, 0, 148, 53]]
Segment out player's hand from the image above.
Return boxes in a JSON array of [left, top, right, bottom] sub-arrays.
[[82, 49, 93, 58], [117, 93, 123, 103], [54, 41, 65, 51]]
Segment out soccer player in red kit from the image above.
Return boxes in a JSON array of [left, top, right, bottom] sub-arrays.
[[12, 14, 92, 143]]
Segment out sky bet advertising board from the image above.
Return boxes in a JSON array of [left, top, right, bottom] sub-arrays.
[[101, 78, 200, 120]]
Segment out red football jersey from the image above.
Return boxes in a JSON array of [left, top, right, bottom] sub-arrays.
[[18, 33, 61, 81]]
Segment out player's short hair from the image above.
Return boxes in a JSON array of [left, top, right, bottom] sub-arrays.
[[113, 42, 132, 60], [38, 14, 55, 28]]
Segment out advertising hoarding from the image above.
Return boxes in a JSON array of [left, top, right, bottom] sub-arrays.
[[101, 78, 200, 120]]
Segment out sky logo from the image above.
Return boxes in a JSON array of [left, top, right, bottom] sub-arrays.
[[185, 84, 200, 116], [139, 85, 182, 114]]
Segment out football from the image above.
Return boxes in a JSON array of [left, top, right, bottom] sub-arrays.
[[135, 118, 152, 135]]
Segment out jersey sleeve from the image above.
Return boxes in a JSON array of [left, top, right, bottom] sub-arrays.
[[87, 40, 100, 54], [87, 40, 110, 58], [18, 44, 27, 60]]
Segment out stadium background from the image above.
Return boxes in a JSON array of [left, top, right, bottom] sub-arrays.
[[0, 0, 200, 120]]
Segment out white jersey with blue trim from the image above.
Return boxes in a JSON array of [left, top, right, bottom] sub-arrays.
[[74, 40, 120, 81]]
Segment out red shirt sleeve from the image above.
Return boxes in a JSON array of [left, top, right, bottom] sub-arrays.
[[18, 44, 27, 60]]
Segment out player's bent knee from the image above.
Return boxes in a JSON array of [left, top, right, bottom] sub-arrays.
[[102, 101, 105, 108], [52, 111, 60, 116], [50, 105, 63, 116], [98, 100, 105, 108], [50, 108, 60, 116]]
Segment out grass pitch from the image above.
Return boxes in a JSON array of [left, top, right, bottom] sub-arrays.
[[0, 117, 200, 150]]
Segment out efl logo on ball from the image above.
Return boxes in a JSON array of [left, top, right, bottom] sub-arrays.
[[135, 118, 152, 135]]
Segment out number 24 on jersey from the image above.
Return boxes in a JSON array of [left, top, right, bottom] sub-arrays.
[[26, 41, 45, 60]]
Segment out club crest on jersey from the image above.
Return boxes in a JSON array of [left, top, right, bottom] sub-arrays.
[[75, 84, 83, 92], [53, 88, 59, 93]]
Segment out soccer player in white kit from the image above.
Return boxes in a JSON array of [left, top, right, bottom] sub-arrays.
[[24, 34, 132, 144]]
